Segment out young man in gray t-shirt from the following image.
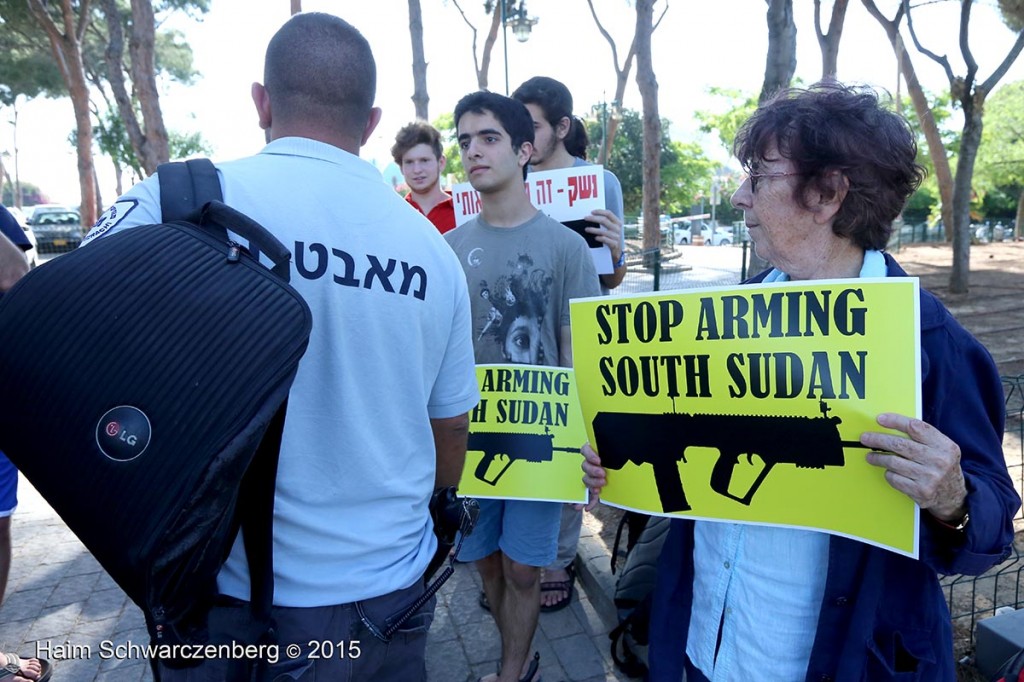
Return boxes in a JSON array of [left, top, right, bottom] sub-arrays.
[[445, 91, 599, 682]]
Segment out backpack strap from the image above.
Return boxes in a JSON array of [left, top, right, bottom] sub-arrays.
[[158, 157, 283, 652], [158, 159, 223, 222], [238, 400, 287, 647], [609, 618, 649, 678], [158, 162, 272, 269]]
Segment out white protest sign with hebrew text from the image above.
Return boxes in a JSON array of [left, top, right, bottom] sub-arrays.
[[451, 165, 614, 274]]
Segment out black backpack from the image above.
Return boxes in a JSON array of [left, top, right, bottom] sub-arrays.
[[609, 514, 671, 679], [996, 649, 1024, 682], [0, 160, 311, 672]]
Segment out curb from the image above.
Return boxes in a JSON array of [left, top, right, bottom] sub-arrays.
[[574, 531, 619, 628]]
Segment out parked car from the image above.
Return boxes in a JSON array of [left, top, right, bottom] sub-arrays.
[[627, 215, 673, 241], [671, 220, 734, 246], [4, 206, 40, 267], [710, 227, 734, 246], [28, 205, 82, 254]]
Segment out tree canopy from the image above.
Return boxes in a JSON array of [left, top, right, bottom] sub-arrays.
[[0, 0, 209, 208], [585, 106, 712, 216], [975, 79, 1024, 231]]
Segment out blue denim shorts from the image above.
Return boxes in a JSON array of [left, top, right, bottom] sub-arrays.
[[455, 498, 561, 567], [0, 452, 17, 517]]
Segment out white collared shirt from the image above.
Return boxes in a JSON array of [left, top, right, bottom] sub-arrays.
[[686, 250, 887, 681]]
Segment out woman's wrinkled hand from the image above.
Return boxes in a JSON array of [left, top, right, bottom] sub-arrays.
[[861, 412, 968, 524], [575, 443, 608, 512]]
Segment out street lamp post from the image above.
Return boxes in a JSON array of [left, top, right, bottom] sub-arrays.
[[500, 0, 538, 94], [9, 101, 21, 209]]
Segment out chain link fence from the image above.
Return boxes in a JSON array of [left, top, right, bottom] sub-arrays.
[[944, 376, 1024, 661]]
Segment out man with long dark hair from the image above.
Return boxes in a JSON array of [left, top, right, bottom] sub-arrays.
[[512, 76, 627, 612]]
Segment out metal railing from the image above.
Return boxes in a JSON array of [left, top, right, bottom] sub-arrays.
[[942, 374, 1024, 658], [888, 221, 946, 251]]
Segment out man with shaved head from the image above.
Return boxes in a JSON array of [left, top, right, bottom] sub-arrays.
[[84, 13, 478, 682]]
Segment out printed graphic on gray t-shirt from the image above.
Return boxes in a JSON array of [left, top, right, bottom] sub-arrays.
[[446, 211, 601, 366]]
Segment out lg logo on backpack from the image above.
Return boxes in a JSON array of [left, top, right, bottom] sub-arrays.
[[105, 420, 138, 445], [96, 406, 152, 461]]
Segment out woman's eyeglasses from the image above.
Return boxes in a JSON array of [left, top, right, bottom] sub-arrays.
[[744, 169, 802, 193]]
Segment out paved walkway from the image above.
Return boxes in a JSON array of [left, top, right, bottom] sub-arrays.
[[0, 246, 741, 681], [0, 474, 632, 682]]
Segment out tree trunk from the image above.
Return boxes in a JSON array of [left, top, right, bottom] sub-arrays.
[[1015, 188, 1024, 242], [102, 0, 149, 173], [602, 114, 621, 167], [478, 7, 502, 91], [113, 158, 124, 198], [451, 0, 484, 90], [749, 0, 797, 275], [861, 1, 955, 243], [900, 45, 955, 243], [760, 0, 797, 104], [950, 100, 984, 294], [27, 0, 97, 226], [408, 0, 429, 120], [815, 0, 849, 79], [604, 56, 635, 165], [584, 0, 637, 166], [129, 0, 170, 172], [900, 0, 1024, 292], [93, 165, 103, 213], [635, 0, 660, 265]]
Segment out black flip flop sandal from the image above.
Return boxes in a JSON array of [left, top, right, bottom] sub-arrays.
[[539, 563, 575, 613]]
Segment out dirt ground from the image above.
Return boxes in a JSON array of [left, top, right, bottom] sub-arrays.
[[584, 240, 1024, 680], [892, 241, 1024, 378]]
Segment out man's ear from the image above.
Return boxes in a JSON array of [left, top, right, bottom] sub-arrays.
[[252, 82, 272, 131], [812, 170, 849, 225], [518, 141, 534, 168], [555, 116, 571, 142], [438, 154, 447, 174], [360, 107, 383, 146]]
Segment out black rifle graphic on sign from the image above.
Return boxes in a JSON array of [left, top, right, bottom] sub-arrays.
[[469, 431, 580, 485], [591, 400, 866, 513]]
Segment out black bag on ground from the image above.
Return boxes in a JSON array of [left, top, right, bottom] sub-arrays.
[[0, 197, 312, 660], [609, 514, 671, 679]]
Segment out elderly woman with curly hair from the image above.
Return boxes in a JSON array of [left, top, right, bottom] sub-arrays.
[[582, 82, 1019, 682]]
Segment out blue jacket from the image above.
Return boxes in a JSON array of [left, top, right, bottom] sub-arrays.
[[648, 254, 1019, 682]]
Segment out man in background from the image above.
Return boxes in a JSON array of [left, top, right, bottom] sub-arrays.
[[392, 121, 456, 234], [512, 75, 626, 612]]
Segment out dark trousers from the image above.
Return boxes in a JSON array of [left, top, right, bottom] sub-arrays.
[[156, 581, 434, 682]]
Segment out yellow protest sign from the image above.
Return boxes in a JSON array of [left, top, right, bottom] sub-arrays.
[[570, 278, 921, 557], [458, 364, 588, 503]]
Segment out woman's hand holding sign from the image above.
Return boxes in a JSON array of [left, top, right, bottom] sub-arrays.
[[862, 413, 969, 526], [579, 443, 608, 512]]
